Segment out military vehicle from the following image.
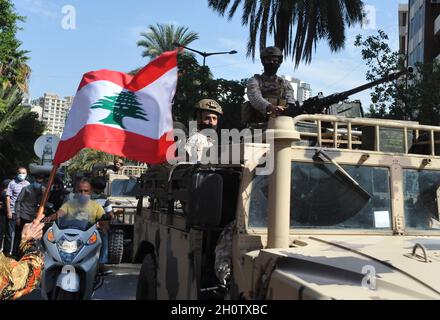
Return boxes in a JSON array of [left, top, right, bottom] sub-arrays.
[[91, 163, 148, 264], [133, 112, 440, 299]]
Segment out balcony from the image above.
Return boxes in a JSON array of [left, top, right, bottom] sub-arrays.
[[435, 14, 440, 37]]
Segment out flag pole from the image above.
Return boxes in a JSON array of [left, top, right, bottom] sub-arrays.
[[35, 163, 59, 221]]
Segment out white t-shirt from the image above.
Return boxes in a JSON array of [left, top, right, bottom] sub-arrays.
[[185, 132, 214, 162]]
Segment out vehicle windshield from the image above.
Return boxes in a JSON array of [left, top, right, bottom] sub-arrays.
[[56, 211, 95, 231], [249, 162, 392, 230], [403, 169, 440, 231], [110, 178, 139, 196]]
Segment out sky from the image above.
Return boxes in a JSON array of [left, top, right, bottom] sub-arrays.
[[12, 0, 405, 109]]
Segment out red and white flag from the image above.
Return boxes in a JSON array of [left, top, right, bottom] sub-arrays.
[[53, 50, 178, 165]]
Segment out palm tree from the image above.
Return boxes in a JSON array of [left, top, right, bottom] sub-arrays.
[[0, 83, 27, 132], [208, 0, 364, 66], [67, 149, 116, 173], [0, 44, 31, 93], [137, 23, 199, 59], [0, 83, 45, 175]]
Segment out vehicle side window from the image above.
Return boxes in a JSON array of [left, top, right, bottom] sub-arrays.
[[249, 162, 392, 230], [403, 169, 440, 230]]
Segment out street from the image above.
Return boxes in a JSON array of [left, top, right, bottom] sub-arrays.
[[19, 264, 141, 300]]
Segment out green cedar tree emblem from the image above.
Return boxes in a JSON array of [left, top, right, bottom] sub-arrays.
[[90, 90, 148, 129]]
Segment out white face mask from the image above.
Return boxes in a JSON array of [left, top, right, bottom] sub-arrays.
[[17, 173, 27, 181]]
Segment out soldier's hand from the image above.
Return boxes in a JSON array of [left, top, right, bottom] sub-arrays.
[[7, 211, 12, 220], [217, 262, 231, 286], [266, 104, 285, 117]]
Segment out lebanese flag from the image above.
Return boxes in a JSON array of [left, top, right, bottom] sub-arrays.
[[53, 50, 178, 165]]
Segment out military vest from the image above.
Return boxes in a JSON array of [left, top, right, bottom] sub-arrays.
[[242, 74, 287, 125]]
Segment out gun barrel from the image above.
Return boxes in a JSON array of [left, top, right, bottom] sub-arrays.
[[342, 68, 412, 97], [299, 67, 413, 114]]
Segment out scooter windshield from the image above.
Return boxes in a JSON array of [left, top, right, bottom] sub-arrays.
[[56, 211, 95, 231]]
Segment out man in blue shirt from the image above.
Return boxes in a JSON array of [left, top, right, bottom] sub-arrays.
[[5, 167, 30, 257]]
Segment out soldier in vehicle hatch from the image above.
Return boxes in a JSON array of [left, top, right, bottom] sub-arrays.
[[185, 99, 223, 162], [243, 46, 297, 128]]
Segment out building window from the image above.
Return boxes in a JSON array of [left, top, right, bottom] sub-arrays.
[[400, 36, 406, 51]]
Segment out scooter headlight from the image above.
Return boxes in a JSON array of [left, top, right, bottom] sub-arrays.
[[57, 238, 82, 253], [57, 238, 83, 264]]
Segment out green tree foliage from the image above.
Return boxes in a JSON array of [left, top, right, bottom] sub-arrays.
[[67, 149, 115, 174], [172, 54, 212, 123], [0, 0, 30, 92], [208, 0, 364, 66], [0, 111, 45, 178], [172, 54, 245, 130], [354, 30, 405, 119], [355, 30, 440, 125], [0, 0, 45, 177], [204, 78, 246, 130], [408, 62, 440, 125], [137, 23, 199, 59]]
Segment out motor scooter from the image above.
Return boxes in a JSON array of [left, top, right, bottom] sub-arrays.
[[41, 211, 111, 300]]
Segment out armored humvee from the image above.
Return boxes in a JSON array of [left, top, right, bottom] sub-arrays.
[[133, 115, 440, 300]]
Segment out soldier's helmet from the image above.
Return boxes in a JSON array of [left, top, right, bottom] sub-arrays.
[[260, 46, 283, 59], [194, 99, 223, 115]]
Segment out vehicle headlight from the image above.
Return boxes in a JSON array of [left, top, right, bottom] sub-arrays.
[[57, 238, 83, 263]]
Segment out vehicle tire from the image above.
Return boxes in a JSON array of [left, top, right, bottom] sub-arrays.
[[108, 229, 124, 264], [55, 288, 78, 300], [122, 239, 133, 263], [136, 254, 157, 300]]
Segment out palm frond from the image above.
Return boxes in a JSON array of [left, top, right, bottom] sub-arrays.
[[208, 0, 364, 67]]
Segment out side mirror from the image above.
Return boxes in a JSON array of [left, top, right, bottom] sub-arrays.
[[187, 172, 223, 229]]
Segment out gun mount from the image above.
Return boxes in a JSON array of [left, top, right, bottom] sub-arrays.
[[292, 67, 413, 116]]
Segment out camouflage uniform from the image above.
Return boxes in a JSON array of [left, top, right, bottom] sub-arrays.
[[242, 46, 297, 127], [0, 240, 44, 300], [246, 74, 296, 118]]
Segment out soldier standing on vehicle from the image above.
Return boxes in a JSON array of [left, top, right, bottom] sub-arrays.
[[185, 99, 223, 162], [243, 46, 297, 128]]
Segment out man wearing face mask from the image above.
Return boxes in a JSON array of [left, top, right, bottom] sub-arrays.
[[5, 167, 30, 257], [14, 175, 46, 250], [244, 46, 296, 128], [185, 99, 223, 162], [45, 179, 104, 224]]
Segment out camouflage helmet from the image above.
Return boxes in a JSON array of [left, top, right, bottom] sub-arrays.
[[260, 46, 283, 59], [194, 99, 223, 115]]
